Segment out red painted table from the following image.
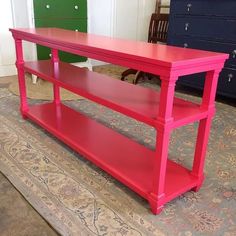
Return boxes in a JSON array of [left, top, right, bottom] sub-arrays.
[[10, 28, 228, 214]]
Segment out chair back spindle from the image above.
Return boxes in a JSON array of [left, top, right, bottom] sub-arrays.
[[148, 13, 169, 44]]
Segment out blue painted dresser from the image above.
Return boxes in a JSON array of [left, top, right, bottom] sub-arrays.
[[167, 0, 236, 98]]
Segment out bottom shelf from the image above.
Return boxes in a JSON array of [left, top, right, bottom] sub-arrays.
[[26, 102, 198, 205]]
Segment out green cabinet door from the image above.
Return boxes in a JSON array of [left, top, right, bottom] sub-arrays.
[[34, 0, 87, 19], [35, 18, 87, 62], [33, 0, 87, 63]]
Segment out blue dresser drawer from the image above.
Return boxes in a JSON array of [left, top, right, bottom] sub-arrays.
[[218, 68, 236, 98], [171, 16, 236, 43], [168, 0, 236, 98], [168, 36, 236, 68], [178, 68, 236, 99], [171, 0, 236, 17]]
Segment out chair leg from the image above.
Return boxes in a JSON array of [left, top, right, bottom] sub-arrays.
[[133, 71, 145, 84], [32, 74, 38, 84], [121, 69, 138, 81]]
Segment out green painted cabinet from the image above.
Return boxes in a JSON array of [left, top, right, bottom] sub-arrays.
[[33, 0, 87, 63], [34, 0, 87, 19]]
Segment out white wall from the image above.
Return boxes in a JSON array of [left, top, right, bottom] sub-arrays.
[[88, 0, 157, 41], [88, 0, 156, 66], [0, 0, 36, 77], [137, 0, 157, 41], [113, 0, 156, 41], [11, 0, 36, 62], [88, 0, 114, 37], [0, 1, 16, 76], [113, 0, 140, 40]]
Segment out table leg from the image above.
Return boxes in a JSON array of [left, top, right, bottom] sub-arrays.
[[149, 129, 172, 214], [51, 48, 60, 104], [191, 69, 221, 191], [149, 77, 177, 214], [14, 38, 28, 119]]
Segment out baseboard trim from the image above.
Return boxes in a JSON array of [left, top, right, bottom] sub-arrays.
[[0, 65, 17, 77]]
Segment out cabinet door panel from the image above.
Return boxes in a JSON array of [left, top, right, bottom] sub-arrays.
[[168, 36, 236, 69], [35, 19, 87, 62], [172, 17, 236, 43], [171, 0, 236, 17], [34, 0, 87, 19]]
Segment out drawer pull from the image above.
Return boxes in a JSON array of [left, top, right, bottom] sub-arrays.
[[184, 43, 188, 48], [228, 73, 233, 82], [185, 23, 190, 31], [232, 50, 236, 58], [45, 4, 50, 9], [187, 3, 192, 12], [74, 5, 79, 10]]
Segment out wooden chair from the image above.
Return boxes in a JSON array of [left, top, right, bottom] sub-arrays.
[[155, 0, 170, 15], [148, 13, 169, 44], [121, 12, 169, 84]]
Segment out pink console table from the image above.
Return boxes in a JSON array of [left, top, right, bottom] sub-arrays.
[[10, 28, 228, 214]]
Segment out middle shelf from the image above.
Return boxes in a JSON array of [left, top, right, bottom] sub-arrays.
[[24, 60, 208, 128]]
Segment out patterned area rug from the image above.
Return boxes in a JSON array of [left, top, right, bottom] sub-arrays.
[[9, 74, 82, 101], [0, 67, 236, 236]]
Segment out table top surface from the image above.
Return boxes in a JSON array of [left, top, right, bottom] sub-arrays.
[[10, 27, 228, 68]]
